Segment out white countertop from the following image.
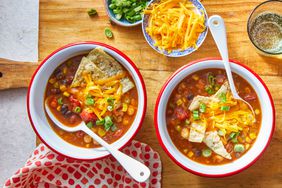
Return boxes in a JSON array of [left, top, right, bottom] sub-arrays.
[[0, 88, 36, 186]]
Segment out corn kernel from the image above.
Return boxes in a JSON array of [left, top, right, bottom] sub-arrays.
[[188, 151, 194, 158], [183, 149, 188, 154], [245, 144, 250, 150], [175, 125, 181, 132], [63, 91, 70, 97], [255, 109, 260, 115], [56, 106, 61, 111], [192, 74, 199, 81], [176, 99, 183, 106], [85, 144, 90, 148], [249, 133, 257, 140], [63, 67, 68, 74], [127, 105, 135, 116], [122, 103, 128, 112], [53, 81, 59, 88], [182, 97, 187, 103], [60, 85, 67, 92], [49, 78, 56, 84], [246, 137, 252, 143]]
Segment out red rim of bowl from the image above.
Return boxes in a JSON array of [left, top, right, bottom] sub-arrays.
[[27, 41, 147, 161], [154, 57, 276, 177]]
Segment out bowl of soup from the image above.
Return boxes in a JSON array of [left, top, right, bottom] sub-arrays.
[[27, 42, 147, 160], [154, 58, 275, 177]]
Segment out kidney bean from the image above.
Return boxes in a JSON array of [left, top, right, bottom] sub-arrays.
[[186, 93, 194, 100], [69, 114, 79, 124], [174, 107, 188, 121], [56, 72, 64, 80], [61, 104, 68, 115], [226, 142, 234, 153], [65, 110, 72, 117], [50, 88, 60, 94]]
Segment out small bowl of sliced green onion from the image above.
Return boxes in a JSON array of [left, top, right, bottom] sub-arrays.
[[105, 0, 148, 27]]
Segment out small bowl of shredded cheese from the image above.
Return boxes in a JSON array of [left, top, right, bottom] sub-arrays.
[[142, 0, 208, 57]]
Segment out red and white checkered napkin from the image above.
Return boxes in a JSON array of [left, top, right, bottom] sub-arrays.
[[4, 140, 161, 188]]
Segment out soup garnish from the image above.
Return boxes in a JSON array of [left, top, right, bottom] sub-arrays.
[[45, 48, 138, 148], [166, 69, 261, 164]]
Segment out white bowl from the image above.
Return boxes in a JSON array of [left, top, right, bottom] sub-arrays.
[[27, 42, 147, 160], [154, 58, 275, 177]]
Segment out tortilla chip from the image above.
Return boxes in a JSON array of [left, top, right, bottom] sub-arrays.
[[71, 57, 106, 87], [71, 48, 135, 93]]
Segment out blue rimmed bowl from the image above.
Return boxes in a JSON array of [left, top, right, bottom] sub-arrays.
[[104, 0, 144, 27], [142, 0, 208, 57]]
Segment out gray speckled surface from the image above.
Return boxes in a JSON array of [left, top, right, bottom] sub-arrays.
[[0, 88, 35, 186]]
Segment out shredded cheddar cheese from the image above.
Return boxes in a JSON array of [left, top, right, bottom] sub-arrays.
[[144, 0, 206, 52], [72, 73, 126, 120]]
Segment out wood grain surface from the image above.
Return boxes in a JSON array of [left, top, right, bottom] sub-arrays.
[[2, 0, 281, 187]]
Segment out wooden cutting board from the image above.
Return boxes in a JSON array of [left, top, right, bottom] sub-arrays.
[[1, 0, 281, 187]]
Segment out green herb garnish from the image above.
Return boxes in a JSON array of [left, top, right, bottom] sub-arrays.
[[104, 116, 113, 131], [220, 106, 230, 111], [85, 98, 95, 105], [219, 93, 227, 103], [192, 110, 200, 120], [96, 119, 105, 126], [88, 8, 97, 17], [86, 122, 93, 129], [74, 106, 81, 113], [57, 97, 63, 105], [105, 28, 113, 38], [199, 103, 206, 113]]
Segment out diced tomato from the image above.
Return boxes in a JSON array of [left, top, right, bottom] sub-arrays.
[[216, 74, 226, 84], [174, 107, 189, 121], [69, 95, 81, 107], [80, 109, 97, 123], [49, 97, 58, 108]]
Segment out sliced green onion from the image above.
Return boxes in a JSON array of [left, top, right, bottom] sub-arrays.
[[85, 97, 95, 105], [220, 106, 230, 111], [208, 73, 215, 86], [192, 110, 200, 120], [96, 119, 105, 126], [86, 122, 93, 129], [74, 106, 81, 113], [234, 144, 245, 153], [219, 93, 227, 103], [88, 8, 97, 17], [202, 148, 212, 157], [57, 97, 63, 105], [107, 97, 115, 105], [229, 132, 237, 139], [199, 103, 206, 113], [104, 116, 113, 131], [104, 28, 113, 38], [205, 85, 215, 94], [185, 119, 190, 125]]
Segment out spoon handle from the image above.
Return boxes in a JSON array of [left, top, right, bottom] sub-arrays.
[[208, 15, 239, 98], [80, 125, 151, 182]]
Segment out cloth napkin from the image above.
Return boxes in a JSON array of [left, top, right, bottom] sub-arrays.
[[4, 141, 161, 188]]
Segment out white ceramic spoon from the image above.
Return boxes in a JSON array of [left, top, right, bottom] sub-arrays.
[[45, 101, 150, 182], [208, 15, 255, 117]]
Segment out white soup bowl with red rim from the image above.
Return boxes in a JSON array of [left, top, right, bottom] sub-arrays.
[[27, 42, 147, 160], [154, 58, 275, 177]]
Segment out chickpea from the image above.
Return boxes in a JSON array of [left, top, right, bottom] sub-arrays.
[[83, 135, 92, 143], [127, 105, 135, 116]]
